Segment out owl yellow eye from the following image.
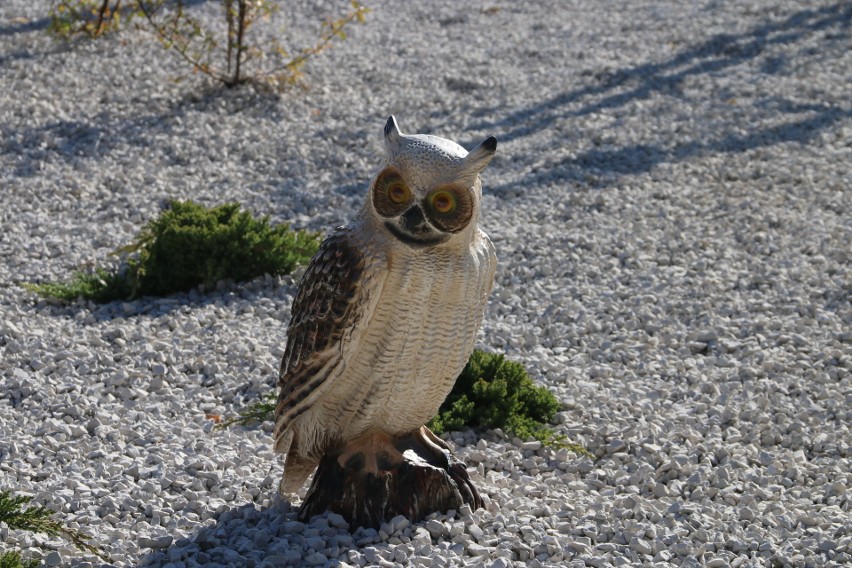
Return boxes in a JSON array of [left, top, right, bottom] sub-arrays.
[[388, 182, 410, 204], [373, 168, 411, 217], [423, 185, 472, 233], [430, 191, 456, 214]]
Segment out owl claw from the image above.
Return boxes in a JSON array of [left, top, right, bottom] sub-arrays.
[[298, 427, 482, 527], [416, 425, 483, 510]]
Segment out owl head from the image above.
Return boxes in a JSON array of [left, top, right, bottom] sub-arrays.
[[366, 116, 497, 248]]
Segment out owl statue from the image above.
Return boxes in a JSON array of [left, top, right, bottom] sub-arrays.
[[274, 116, 497, 497]]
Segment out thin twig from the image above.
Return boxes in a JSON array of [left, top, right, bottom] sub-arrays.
[[225, 0, 234, 77], [137, 0, 223, 82], [94, 0, 112, 36], [233, 0, 248, 86], [268, 4, 368, 78]]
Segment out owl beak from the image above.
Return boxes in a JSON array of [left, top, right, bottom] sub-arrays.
[[400, 205, 429, 233], [384, 205, 448, 247]]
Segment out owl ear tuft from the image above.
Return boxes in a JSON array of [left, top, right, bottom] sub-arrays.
[[463, 135, 497, 175], [384, 116, 402, 143]]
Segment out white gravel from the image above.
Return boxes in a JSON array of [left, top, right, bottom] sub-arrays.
[[1, 1, 850, 567]]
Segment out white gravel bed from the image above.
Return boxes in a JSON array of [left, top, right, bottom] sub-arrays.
[[1, 1, 850, 567]]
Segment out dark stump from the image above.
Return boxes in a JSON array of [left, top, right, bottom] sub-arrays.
[[298, 427, 481, 528]]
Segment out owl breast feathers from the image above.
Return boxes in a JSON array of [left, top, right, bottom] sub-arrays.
[[273, 116, 497, 494]]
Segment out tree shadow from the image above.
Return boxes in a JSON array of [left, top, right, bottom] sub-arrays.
[[474, 3, 850, 142], [476, 2, 851, 190], [1, 81, 288, 178], [545, 101, 851, 181], [1, 75, 361, 229], [0, 16, 51, 37], [0, 17, 74, 66]]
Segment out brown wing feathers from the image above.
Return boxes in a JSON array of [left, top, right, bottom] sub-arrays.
[[274, 229, 365, 436]]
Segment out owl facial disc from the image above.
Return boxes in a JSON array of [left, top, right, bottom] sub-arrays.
[[371, 116, 497, 248]]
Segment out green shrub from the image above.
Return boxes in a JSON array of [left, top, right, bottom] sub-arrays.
[[427, 350, 561, 443], [27, 200, 321, 303]]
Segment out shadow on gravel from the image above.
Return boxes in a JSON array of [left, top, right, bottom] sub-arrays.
[[1, 76, 363, 216], [1, 82, 286, 178], [561, 103, 852, 178], [0, 16, 50, 37], [22, 273, 297, 325], [475, 2, 851, 141], [476, 2, 851, 188], [135, 500, 366, 568], [0, 16, 72, 67]]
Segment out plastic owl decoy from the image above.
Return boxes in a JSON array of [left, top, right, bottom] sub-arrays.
[[273, 116, 497, 506]]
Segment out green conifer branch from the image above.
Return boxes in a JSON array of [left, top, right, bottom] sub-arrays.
[[0, 550, 41, 568], [0, 491, 110, 562], [216, 392, 278, 429]]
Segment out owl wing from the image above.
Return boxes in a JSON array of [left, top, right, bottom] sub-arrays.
[[273, 226, 384, 455]]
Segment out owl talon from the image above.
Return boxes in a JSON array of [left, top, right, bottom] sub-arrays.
[[414, 425, 483, 510], [298, 427, 481, 527]]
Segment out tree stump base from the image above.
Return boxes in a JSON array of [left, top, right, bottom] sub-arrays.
[[298, 426, 481, 528]]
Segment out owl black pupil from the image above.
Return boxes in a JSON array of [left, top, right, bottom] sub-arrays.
[[390, 186, 405, 201]]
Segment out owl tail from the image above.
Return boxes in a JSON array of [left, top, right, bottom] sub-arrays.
[[279, 453, 317, 495]]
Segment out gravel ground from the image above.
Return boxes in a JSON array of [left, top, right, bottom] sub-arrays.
[[1, 1, 850, 567]]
